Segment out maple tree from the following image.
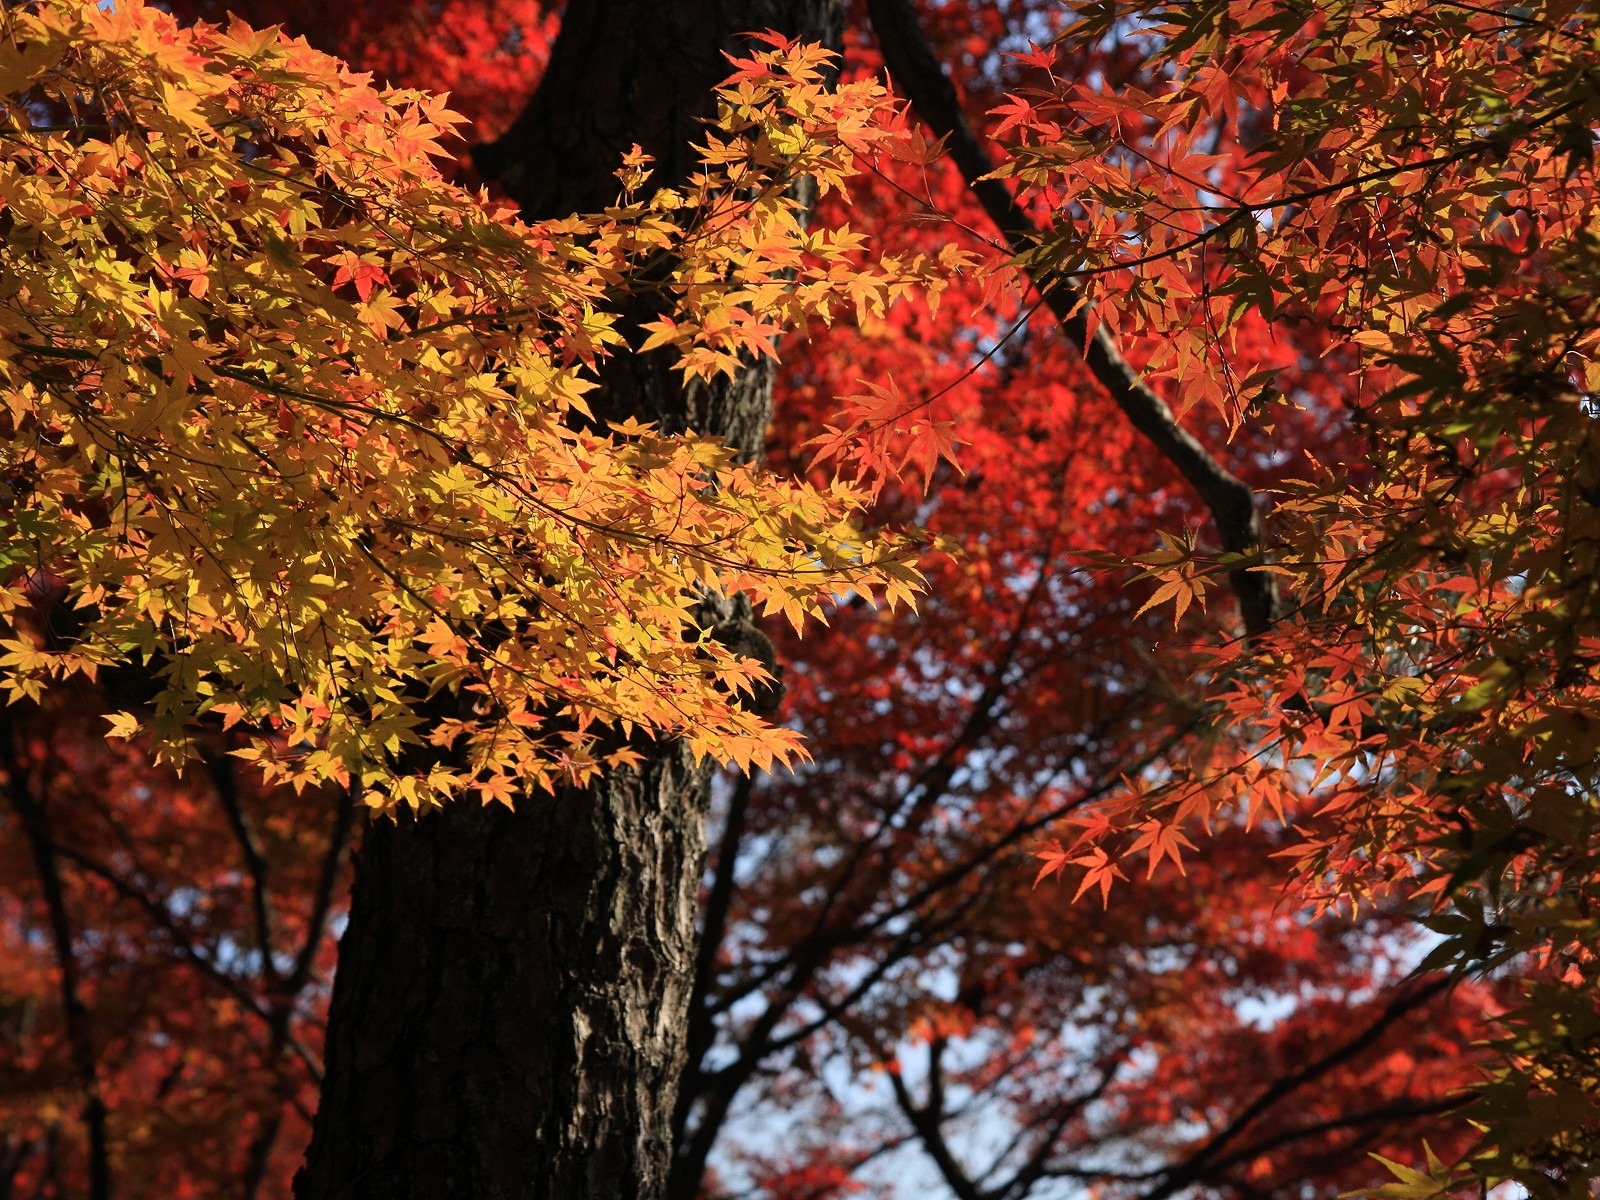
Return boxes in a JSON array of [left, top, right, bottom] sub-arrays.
[[0, 0, 938, 807], [0, 2, 933, 1194], [2, 0, 1586, 1198], [1015, 2, 1600, 1193]]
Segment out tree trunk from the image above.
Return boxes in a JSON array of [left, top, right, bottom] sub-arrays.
[[294, 3, 842, 1198]]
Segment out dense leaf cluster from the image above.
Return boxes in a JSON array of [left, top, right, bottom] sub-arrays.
[[0, 3, 927, 809]]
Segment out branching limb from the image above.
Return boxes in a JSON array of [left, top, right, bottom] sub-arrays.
[[866, 0, 1278, 634], [888, 1036, 987, 1200], [1137, 976, 1458, 1200]]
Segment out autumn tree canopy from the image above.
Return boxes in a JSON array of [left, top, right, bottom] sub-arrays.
[[2, 0, 1596, 1198]]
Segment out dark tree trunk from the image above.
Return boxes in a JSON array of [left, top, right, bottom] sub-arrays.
[[294, 3, 842, 1199]]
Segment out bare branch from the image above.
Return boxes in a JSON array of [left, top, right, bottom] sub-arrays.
[[209, 750, 280, 987], [0, 713, 111, 1200], [889, 1036, 988, 1200]]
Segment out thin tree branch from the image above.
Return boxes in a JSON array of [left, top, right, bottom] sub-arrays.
[[996, 1064, 1121, 1200], [681, 716, 1171, 1193], [0, 713, 111, 1200], [39, 831, 325, 1081], [239, 784, 354, 1200], [287, 789, 355, 998], [1136, 976, 1455, 1200], [708, 555, 1063, 1021], [209, 750, 280, 988], [1172, 1094, 1470, 1193], [889, 1035, 987, 1200]]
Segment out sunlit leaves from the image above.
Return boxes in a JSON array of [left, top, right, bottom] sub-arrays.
[[631, 36, 968, 389], [0, 2, 935, 811]]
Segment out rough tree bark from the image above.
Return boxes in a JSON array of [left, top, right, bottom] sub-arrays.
[[293, 3, 841, 1199]]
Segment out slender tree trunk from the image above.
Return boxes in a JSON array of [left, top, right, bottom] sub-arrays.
[[294, 4, 841, 1198]]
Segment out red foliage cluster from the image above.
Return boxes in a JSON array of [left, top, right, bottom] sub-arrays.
[[1, 693, 346, 1199]]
